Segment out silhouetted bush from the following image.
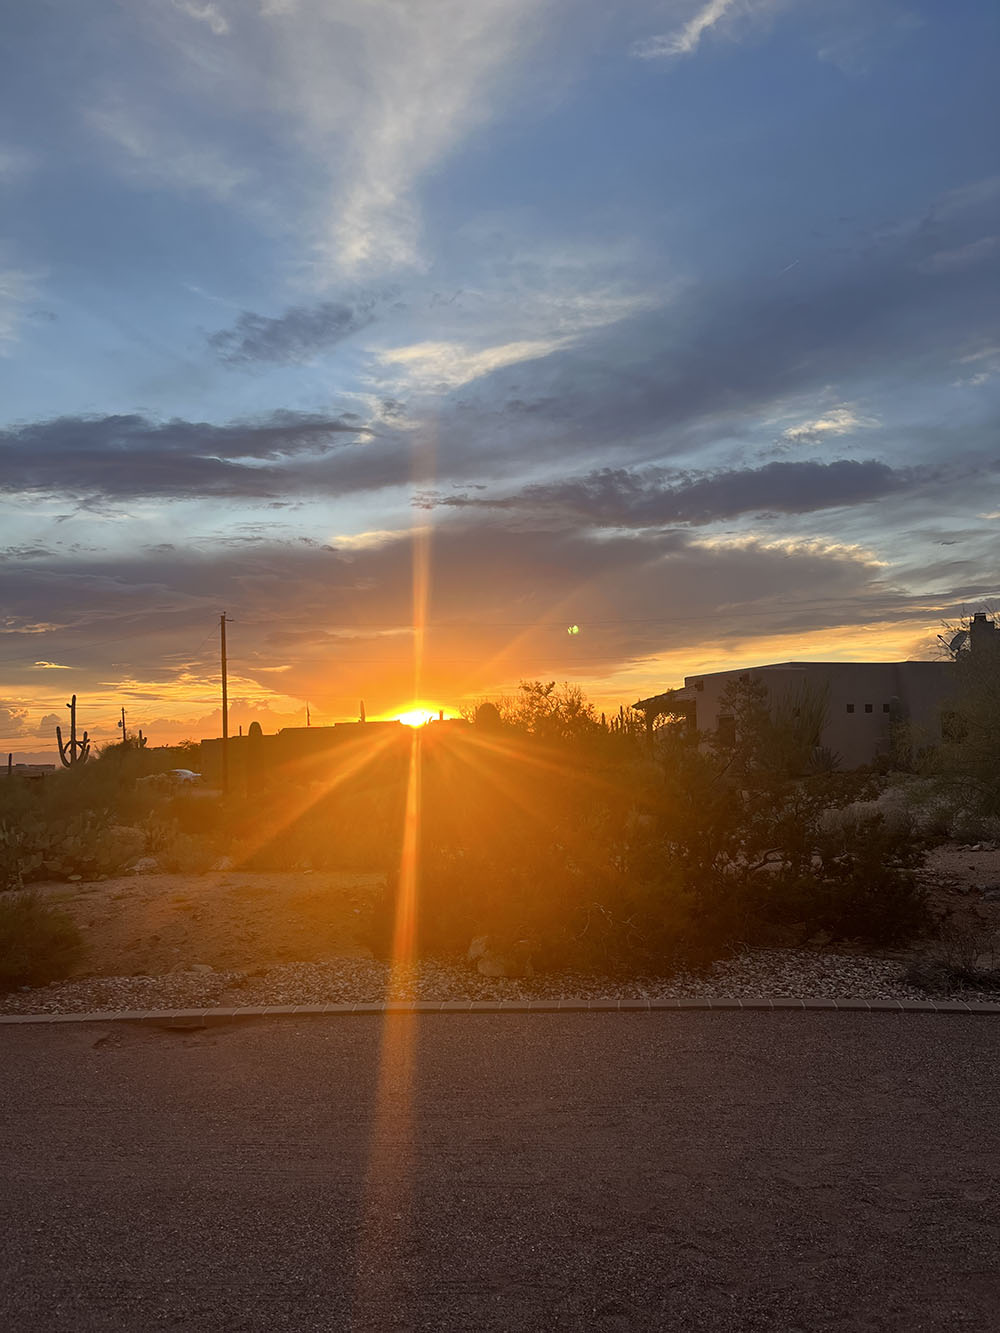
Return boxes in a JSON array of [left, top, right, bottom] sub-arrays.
[[0, 891, 83, 989]]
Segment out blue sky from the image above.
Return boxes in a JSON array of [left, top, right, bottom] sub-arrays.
[[1, 0, 998, 755]]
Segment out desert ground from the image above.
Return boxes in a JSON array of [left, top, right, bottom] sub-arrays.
[[28, 868, 384, 978], [20, 842, 1000, 982]]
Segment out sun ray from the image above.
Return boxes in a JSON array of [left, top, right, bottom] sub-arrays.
[[220, 727, 401, 870], [352, 430, 436, 1322]]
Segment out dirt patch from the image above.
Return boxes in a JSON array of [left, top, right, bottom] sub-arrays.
[[923, 840, 1000, 890], [30, 870, 383, 977], [21, 842, 1000, 983]]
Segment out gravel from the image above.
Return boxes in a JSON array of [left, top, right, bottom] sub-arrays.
[[4, 947, 1000, 1015]]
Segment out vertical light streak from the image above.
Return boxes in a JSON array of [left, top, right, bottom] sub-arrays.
[[351, 729, 422, 1328], [352, 428, 434, 1326]]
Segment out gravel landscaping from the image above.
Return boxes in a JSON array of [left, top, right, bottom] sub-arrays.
[[4, 844, 999, 1015], [4, 946, 1000, 1015]]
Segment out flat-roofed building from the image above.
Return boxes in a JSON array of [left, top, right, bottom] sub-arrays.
[[635, 612, 999, 770]]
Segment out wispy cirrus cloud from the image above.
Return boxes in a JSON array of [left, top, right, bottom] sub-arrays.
[[632, 0, 742, 60], [376, 337, 566, 396], [86, 102, 252, 202], [99, 0, 564, 277], [171, 0, 229, 37], [918, 235, 1000, 275], [0, 264, 39, 351]]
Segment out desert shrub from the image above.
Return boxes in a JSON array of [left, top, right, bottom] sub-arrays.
[[948, 808, 1000, 845], [1, 820, 45, 891], [884, 776, 1000, 844], [366, 718, 928, 972], [903, 913, 1000, 994], [0, 808, 152, 883], [0, 749, 173, 883], [0, 891, 84, 988]]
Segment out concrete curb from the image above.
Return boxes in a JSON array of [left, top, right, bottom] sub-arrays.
[[1, 997, 999, 1025]]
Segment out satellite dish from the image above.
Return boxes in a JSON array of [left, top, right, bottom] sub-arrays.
[[949, 630, 969, 655]]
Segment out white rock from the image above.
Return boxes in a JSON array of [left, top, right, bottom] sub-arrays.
[[130, 856, 161, 874]]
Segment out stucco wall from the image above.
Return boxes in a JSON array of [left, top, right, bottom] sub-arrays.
[[684, 660, 956, 769]]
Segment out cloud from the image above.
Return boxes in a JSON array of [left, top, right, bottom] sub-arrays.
[[0, 701, 29, 736], [376, 337, 567, 395], [437, 188, 1000, 469], [953, 345, 1000, 388], [781, 406, 878, 442], [433, 459, 909, 526], [0, 265, 39, 350], [0, 523, 898, 708], [0, 411, 373, 501], [918, 235, 1000, 275], [86, 102, 252, 202], [632, 0, 770, 61], [172, 1, 230, 36], [8, 515, 995, 732], [110, 0, 560, 275], [33, 661, 71, 670], [209, 296, 382, 365]]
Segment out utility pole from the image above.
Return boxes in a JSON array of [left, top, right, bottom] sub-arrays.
[[220, 613, 230, 794], [118, 706, 127, 744]]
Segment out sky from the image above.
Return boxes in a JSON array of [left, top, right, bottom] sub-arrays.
[[1, 0, 998, 760]]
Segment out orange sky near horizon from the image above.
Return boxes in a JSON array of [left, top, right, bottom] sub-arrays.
[[1, 614, 948, 762]]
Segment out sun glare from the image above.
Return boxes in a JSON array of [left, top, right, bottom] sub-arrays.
[[394, 703, 453, 725], [396, 707, 436, 727]]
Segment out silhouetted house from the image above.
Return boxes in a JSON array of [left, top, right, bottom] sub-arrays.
[[3, 762, 55, 779], [635, 613, 999, 770]]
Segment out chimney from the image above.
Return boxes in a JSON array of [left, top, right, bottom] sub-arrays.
[[969, 612, 999, 658]]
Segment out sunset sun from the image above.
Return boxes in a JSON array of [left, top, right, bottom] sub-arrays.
[[396, 707, 437, 727]]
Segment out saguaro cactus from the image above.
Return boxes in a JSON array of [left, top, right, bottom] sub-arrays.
[[56, 695, 91, 768]]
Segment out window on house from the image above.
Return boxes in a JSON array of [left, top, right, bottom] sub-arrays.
[[846, 703, 855, 714], [716, 714, 736, 747], [883, 703, 890, 713], [864, 703, 873, 713]]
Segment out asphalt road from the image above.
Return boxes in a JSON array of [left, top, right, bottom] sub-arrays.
[[2, 1014, 998, 1332]]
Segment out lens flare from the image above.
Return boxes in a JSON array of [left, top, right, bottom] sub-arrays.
[[396, 707, 434, 727]]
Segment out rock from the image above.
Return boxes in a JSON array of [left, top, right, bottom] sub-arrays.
[[68, 874, 83, 882], [981, 888, 1000, 902], [806, 930, 833, 947], [467, 935, 490, 963], [130, 856, 161, 874], [211, 856, 234, 872], [476, 940, 535, 979], [189, 963, 214, 974]]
